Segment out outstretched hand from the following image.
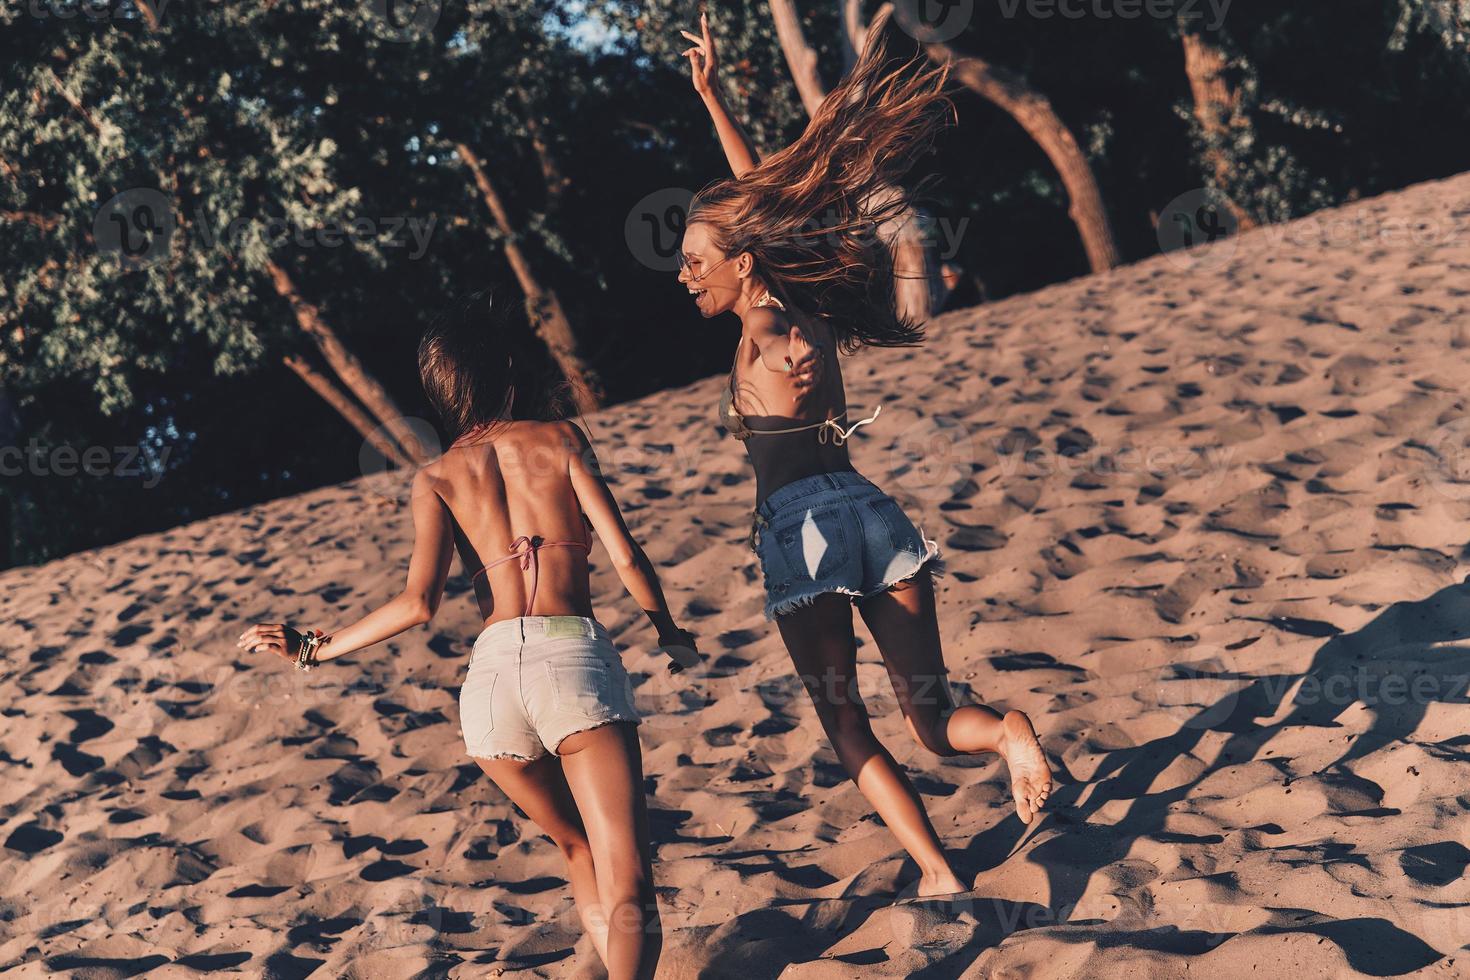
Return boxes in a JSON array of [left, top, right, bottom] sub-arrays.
[[679, 12, 719, 100], [238, 623, 304, 662]]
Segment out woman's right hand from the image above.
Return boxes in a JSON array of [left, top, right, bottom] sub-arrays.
[[679, 12, 720, 101], [656, 627, 702, 673]]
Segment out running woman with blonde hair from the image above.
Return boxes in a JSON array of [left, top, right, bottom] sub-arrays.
[[676, 9, 1053, 897]]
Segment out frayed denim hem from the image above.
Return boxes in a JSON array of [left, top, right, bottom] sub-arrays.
[[763, 543, 947, 621], [897, 531, 947, 584], [467, 748, 543, 763], [765, 585, 868, 621], [550, 715, 641, 754]]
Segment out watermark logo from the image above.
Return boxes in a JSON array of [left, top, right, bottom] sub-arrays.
[[17, 0, 175, 24], [1153, 646, 1240, 730], [885, 413, 976, 504], [1157, 187, 1239, 272], [1423, 416, 1470, 501], [625, 187, 693, 273], [358, 417, 442, 506], [892, 0, 974, 42], [361, 876, 445, 950], [0, 438, 169, 487], [366, 0, 441, 41], [94, 188, 174, 271], [93, 189, 438, 270]]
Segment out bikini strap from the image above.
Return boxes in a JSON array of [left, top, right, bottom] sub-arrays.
[[471, 535, 593, 618]]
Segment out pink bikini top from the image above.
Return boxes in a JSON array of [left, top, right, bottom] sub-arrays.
[[471, 521, 593, 618]]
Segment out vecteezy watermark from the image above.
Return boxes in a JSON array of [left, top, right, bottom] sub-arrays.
[[361, 876, 446, 951], [891, 0, 974, 42], [625, 187, 970, 273], [0, 439, 170, 488], [358, 417, 442, 506], [992, 0, 1231, 28], [93, 188, 438, 272], [990, 436, 1239, 487], [891, 0, 1233, 38], [625, 187, 694, 274], [14, 0, 175, 23], [1152, 646, 1241, 730], [366, 0, 442, 41], [1157, 187, 1240, 272], [192, 212, 438, 261], [1423, 417, 1470, 501], [886, 413, 977, 504], [94, 188, 175, 271]]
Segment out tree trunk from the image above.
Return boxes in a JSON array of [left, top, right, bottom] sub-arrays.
[[455, 141, 603, 415], [1179, 27, 1256, 230], [927, 42, 1122, 273], [517, 90, 571, 210], [283, 355, 411, 468], [839, 0, 864, 70], [839, 0, 891, 69], [772, 2, 941, 319], [769, 0, 827, 116], [264, 259, 430, 462], [134, 0, 161, 30]]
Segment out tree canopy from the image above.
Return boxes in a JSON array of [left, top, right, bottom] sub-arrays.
[[3, 0, 1467, 567]]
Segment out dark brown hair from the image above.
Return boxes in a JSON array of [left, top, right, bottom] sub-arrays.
[[418, 292, 575, 443], [687, 7, 955, 354]]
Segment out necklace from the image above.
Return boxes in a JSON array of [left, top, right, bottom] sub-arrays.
[[752, 288, 786, 311]]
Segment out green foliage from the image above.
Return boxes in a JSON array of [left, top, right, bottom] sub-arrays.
[[2, 0, 1468, 568]]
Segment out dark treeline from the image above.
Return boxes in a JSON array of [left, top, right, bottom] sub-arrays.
[[2, 0, 1467, 569]]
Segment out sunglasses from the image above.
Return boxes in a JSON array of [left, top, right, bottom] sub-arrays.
[[677, 251, 735, 280]]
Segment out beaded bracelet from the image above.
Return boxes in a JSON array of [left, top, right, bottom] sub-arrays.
[[295, 629, 324, 671]]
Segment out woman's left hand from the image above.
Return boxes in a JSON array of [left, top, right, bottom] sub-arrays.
[[238, 623, 304, 661], [786, 323, 825, 394], [679, 12, 720, 101]]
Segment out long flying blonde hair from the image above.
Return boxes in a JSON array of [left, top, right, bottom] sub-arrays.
[[688, 8, 955, 353]]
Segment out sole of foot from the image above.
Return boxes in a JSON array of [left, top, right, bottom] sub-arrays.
[[999, 709, 1053, 825]]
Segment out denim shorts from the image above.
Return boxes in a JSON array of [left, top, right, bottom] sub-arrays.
[[750, 471, 945, 620], [460, 616, 641, 762]]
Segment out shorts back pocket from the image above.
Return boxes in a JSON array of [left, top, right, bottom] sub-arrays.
[[547, 655, 613, 715], [773, 505, 852, 582]]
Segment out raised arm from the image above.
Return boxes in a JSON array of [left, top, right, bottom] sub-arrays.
[[238, 468, 454, 665], [681, 11, 761, 177], [565, 423, 699, 670]]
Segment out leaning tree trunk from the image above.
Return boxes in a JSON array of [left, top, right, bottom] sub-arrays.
[[1179, 26, 1256, 230], [770, 0, 942, 321], [283, 355, 410, 468], [455, 142, 603, 415], [927, 43, 1121, 273], [770, 0, 827, 116], [265, 259, 430, 463]]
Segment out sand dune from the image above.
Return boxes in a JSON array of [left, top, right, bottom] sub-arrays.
[[4, 172, 1470, 978]]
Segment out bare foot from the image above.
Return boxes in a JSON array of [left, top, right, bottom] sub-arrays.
[[898, 870, 967, 901], [917, 870, 966, 898], [998, 710, 1053, 824]]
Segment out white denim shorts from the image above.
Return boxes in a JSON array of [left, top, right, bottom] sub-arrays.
[[460, 616, 641, 762]]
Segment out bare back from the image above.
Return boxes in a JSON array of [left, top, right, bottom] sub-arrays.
[[731, 313, 855, 505], [422, 420, 595, 625]]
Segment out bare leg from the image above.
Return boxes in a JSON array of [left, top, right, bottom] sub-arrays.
[[473, 754, 610, 964], [857, 569, 1053, 824], [775, 594, 965, 896], [557, 722, 661, 980]]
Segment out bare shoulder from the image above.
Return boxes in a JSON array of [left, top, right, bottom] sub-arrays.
[[411, 464, 446, 503], [554, 418, 591, 448], [745, 306, 792, 342]]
